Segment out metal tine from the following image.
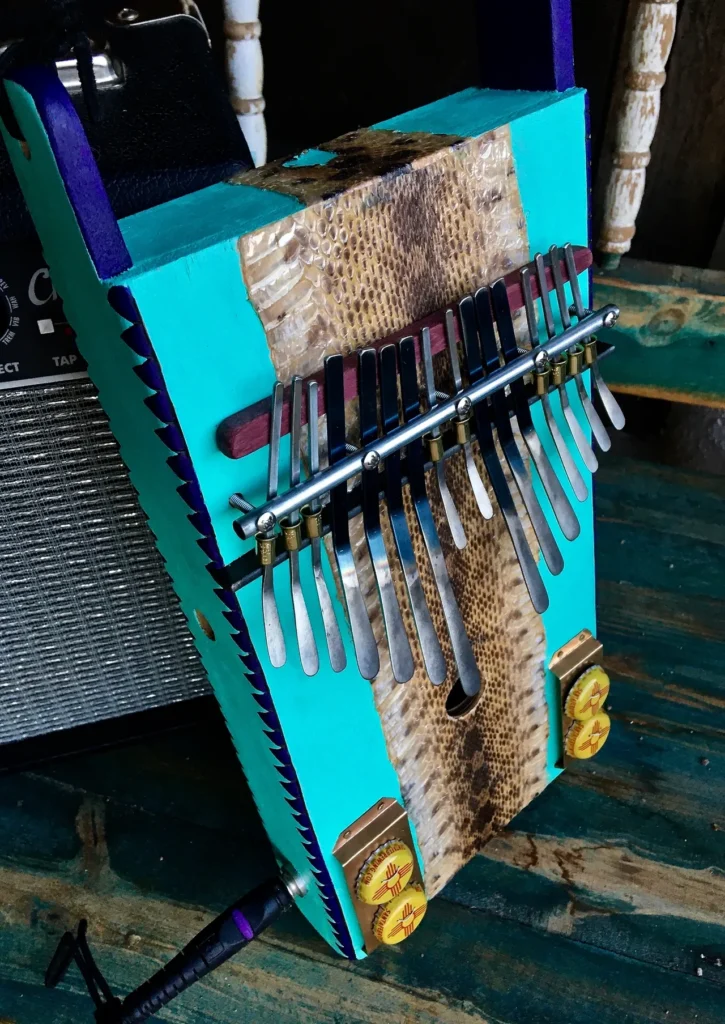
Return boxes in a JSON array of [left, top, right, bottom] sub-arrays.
[[283, 377, 319, 676], [549, 246, 611, 453], [261, 381, 286, 668], [458, 296, 549, 613], [379, 344, 447, 686], [420, 326, 467, 549], [521, 267, 588, 503], [324, 354, 379, 681], [490, 279, 579, 542], [359, 349, 414, 683], [474, 287, 564, 577], [535, 253, 599, 474], [563, 242, 626, 431], [397, 336, 480, 696], [444, 310, 494, 519], [305, 381, 346, 673]]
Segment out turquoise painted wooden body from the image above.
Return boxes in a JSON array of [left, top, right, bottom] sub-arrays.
[[2, 75, 593, 959]]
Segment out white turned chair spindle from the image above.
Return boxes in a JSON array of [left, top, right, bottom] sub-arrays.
[[223, 0, 266, 166], [598, 0, 679, 266]]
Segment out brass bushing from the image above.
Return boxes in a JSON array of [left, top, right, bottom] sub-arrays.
[[455, 415, 472, 445], [301, 505, 323, 539], [256, 533, 276, 566], [426, 433, 445, 463], [583, 338, 597, 366], [535, 368, 551, 396], [568, 344, 584, 376], [280, 518, 302, 551], [551, 354, 567, 387]]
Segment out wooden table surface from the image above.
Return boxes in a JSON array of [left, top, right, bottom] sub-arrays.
[[1, 453, 723, 1024]]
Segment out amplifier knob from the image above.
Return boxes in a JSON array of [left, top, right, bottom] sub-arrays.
[[372, 884, 427, 945], [356, 839, 415, 905]]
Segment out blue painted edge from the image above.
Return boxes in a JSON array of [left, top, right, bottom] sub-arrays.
[[106, 285, 356, 960], [476, 0, 575, 92], [7, 65, 132, 279]]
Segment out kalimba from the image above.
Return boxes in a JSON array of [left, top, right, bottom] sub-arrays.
[[3, 51, 622, 1021]]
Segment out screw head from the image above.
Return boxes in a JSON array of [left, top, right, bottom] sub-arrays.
[[257, 511, 276, 533], [362, 449, 380, 471], [534, 350, 550, 372], [456, 397, 472, 418], [116, 7, 140, 23], [603, 307, 620, 328]]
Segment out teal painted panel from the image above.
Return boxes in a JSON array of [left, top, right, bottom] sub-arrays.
[[509, 88, 593, 783], [118, 181, 303, 280], [373, 85, 584, 138], [283, 148, 338, 167]]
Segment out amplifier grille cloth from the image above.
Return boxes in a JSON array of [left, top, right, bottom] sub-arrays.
[[0, 380, 209, 745]]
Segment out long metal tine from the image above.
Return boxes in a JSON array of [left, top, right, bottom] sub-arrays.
[[536, 253, 598, 474], [305, 381, 346, 673], [490, 279, 579, 542], [421, 326, 467, 549], [475, 287, 563, 577], [261, 382, 286, 667], [521, 268, 588, 503], [444, 310, 493, 520], [398, 337, 480, 696], [325, 354, 379, 681], [359, 349, 414, 683], [284, 377, 319, 676], [563, 242, 626, 431], [550, 246, 611, 453], [459, 296, 549, 613], [379, 345, 447, 686]]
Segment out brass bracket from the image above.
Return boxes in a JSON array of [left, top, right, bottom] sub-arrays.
[[333, 797, 423, 954], [549, 628, 604, 768]]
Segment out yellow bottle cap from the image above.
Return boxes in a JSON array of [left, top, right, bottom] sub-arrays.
[[565, 711, 611, 760], [356, 840, 415, 905], [372, 884, 428, 944], [565, 665, 610, 721]]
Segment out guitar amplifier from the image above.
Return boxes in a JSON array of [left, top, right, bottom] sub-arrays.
[[0, 2, 255, 754]]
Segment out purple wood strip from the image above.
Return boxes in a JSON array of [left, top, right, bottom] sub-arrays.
[[217, 247, 593, 461], [476, 0, 575, 92], [8, 65, 132, 279]]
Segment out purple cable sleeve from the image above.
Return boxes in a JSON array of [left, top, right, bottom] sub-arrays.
[[232, 909, 255, 942]]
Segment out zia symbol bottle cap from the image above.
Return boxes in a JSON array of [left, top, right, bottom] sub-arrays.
[[565, 665, 610, 722], [356, 840, 414, 906], [565, 711, 611, 760], [372, 883, 427, 944]]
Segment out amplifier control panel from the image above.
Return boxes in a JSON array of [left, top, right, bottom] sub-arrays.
[[0, 243, 87, 388]]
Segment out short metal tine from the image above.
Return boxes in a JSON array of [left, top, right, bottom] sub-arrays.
[[359, 349, 414, 683], [475, 286, 563, 577], [379, 344, 446, 686], [398, 336, 480, 696], [421, 326, 466, 549], [305, 380, 346, 673], [285, 377, 319, 676], [261, 381, 286, 668], [445, 310, 493, 520], [563, 243, 626, 431], [551, 247, 611, 453], [325, 354, 379, 681], [490, 278, 579, 541], [537, 253, 598, 475], [521, 267, 588, 502]]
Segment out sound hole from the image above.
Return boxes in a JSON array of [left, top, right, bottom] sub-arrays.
[[194, 609, 216, 642], [445, 678, 480, 719]]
